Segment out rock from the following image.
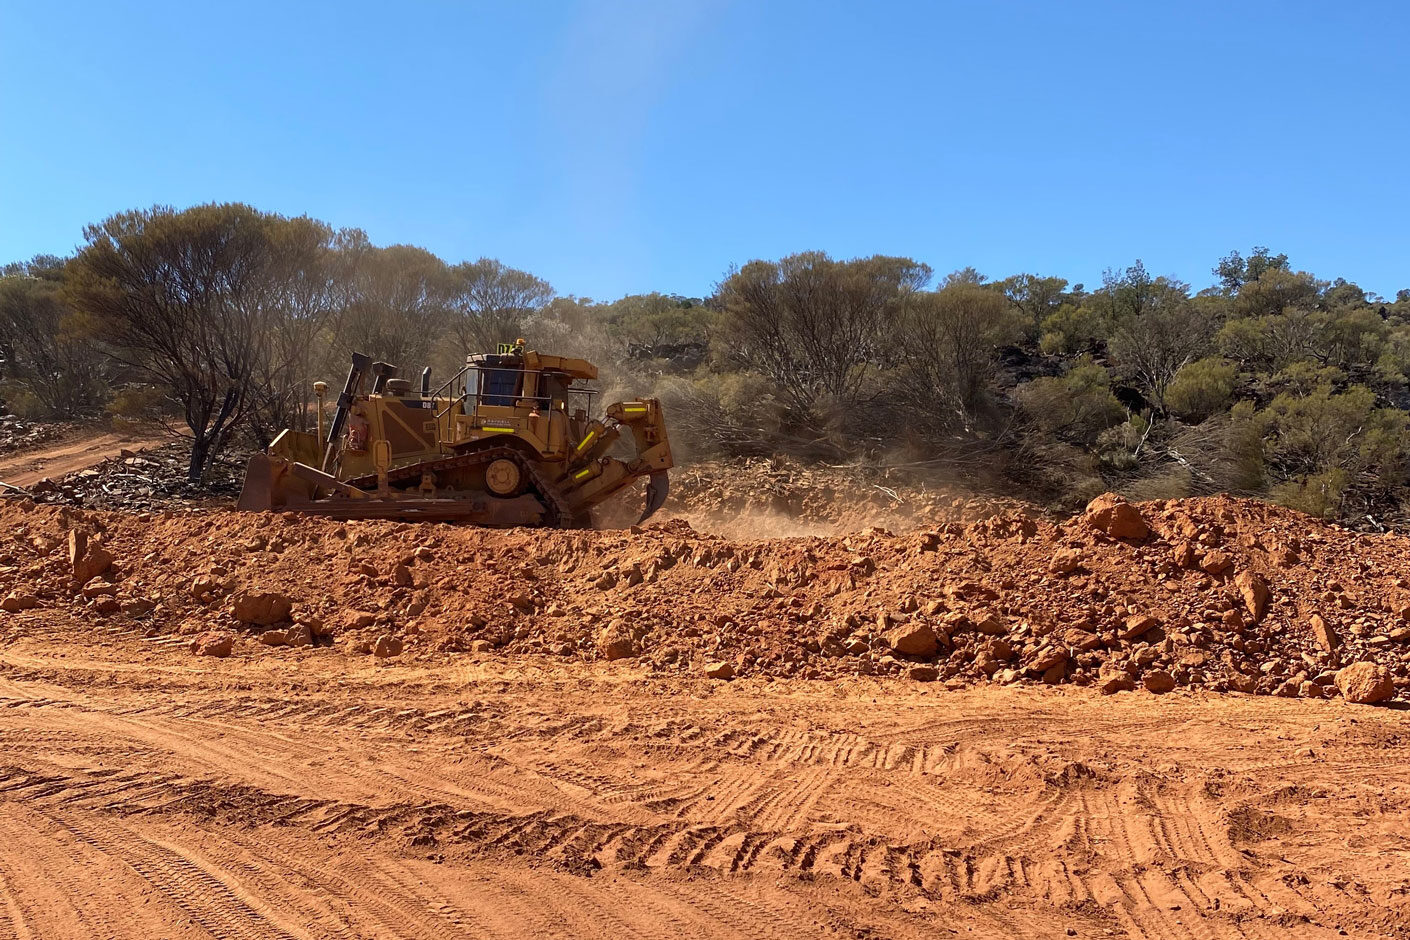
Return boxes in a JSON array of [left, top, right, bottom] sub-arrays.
[[596, 622, 637, 661], [1029, 645, 1068, 673], [1041, 662, 1067, 685], [1234, 571, 1270, 622], [344, 611, 378, 630], [1098, 669, 1136, 694], [703, 661, 734, 680], [1273, 677, 1301, 698], [594, 572, 617, 590], [1062, 629, 1101, 651], [508, 593, 536, 612], [469, 639, 495, 653], [73, 545, 114, 584], [372, 633, 403, 658], [93, 597, 120, 614], [285, 623, 313, 647], [1, 592, 38, 612], [190, 630, 234, 657], [1198, 551, 1234, 576], [1142, 669, 1176, 694], [1310, 614, 1340, 653], [1335, 662, 1394, 704], [392, 564, 414, 587], [257, 629, 288, 646], [190, 575, 219, 600], [973, 612, 1007, 636], [1228, 673, 1258, 694], [907, 665, 939, 682], [67, 530, 87, 568], [1171, 541, 1198, 569], [231, 590, 293, 626], [985, 638, 1014, 661], [1121, 614, 1158, 641], [884, 622, 939, 658], [1049, 548, 1082, 575], [1082, 493, 1149, 540]]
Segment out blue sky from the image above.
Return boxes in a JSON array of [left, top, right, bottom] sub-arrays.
[[2, 0, 1406, 299]]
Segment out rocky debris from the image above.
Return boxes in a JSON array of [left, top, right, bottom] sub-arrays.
[[231, 591, 293, 626], [0, 416, 63, 453], [1335, 662, 1394, 704], [190, 630, 234, 657], [29, 442, 245, 511], [1082, 493, 1148, 540], [3, 492, 1410, 701]]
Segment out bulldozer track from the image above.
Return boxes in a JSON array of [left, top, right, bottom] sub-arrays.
[[343, 444, 576, 527]]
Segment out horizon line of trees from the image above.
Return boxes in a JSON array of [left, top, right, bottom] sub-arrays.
[[3, 202, 1410, 524]]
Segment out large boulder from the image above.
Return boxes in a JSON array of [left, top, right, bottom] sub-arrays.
[[1082, 494, 1148, 540], [231, 590, 293, 626], [190, 630, 234, 658], [1335, 662, 1394, 705], [884, 622, 939, 658], [596, 621, 637, 661]]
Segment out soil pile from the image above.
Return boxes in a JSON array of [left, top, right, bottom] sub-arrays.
[[2, 492, 1408, 700]]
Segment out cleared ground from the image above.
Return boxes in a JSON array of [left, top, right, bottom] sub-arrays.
[[0, 615, 1406, 939], [0, 427, 166, 488]]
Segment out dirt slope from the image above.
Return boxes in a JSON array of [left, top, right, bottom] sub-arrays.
[[0, 621, 1407, 938]]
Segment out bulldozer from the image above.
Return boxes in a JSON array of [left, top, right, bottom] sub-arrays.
[[236, 342, 672, 527]]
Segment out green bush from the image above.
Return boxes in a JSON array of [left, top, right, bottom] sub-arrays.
[[1165, 357, 1237, 421]]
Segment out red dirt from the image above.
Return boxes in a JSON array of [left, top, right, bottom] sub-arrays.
[[1, 492, 1409, 936]]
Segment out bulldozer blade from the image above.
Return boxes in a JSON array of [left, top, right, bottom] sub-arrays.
[[639, 470, 669, 524], [236, 454, 276, 512]]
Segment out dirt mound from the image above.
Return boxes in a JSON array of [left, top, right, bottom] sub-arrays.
[[2, 492, 1409, 700]]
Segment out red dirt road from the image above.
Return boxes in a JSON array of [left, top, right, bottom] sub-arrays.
[[0, 614, 1407, 939], [0, 427, 167, 488]]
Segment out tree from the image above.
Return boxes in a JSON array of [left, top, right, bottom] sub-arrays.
[[1165, 357, 1237, 421], [1108, 288, 1213, 412], [716, 252, 931, 432], [996, 273, 1068, 338], [336, 244, 454, 373], [448, 258, 553, 353], [0, 256, 106, 417], [893, 282, 1022, 431], [65, 204, 325, 481], [1214, 246, 1289, 293]]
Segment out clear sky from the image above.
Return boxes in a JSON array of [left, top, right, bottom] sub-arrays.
[[2, 0, 1406, 299]]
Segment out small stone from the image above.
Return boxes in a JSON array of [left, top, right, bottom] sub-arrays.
[[257, 629, 288, 646], [1335, 662, 1394, 704], [190, 630, 234, 657], [1029, 645, 1068, 673], [392, 565, 414, 588], [469, 639, 494, 653], [372, 633, 403, 658], [1142, 670, 1176, 694], [907, 665, 939, 682], [703, 661, 734, 680], [73, 545, 115, 584], [1171, 541, 1198, 568], [1049, 549, 1082, 575], [1310, 614, 1340, 653], [1, 592, 38, 612], [1234, 570, 1270, 622], [1121, 614, 1158, 641], [285, 623, 313, 648], [1199, 551, 1234, 576]]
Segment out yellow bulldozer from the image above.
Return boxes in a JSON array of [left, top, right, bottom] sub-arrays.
[[237, 342, 672, 526]]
